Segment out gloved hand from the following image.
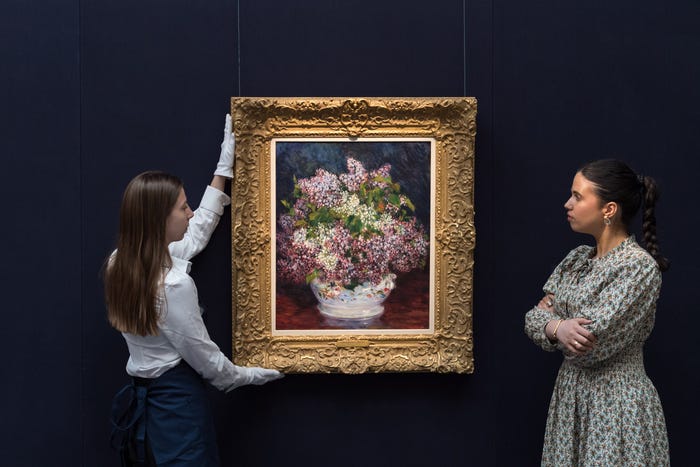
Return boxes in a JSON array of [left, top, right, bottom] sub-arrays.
[[227, 365, 284, 392], [214, 114, 235, 178]]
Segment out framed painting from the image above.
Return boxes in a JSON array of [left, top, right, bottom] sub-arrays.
[[230, 97, 476, 373]]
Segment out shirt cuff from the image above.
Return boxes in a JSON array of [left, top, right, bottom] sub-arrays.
[[199, 185, 231, 216]]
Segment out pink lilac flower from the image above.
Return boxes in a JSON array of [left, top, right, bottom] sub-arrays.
[[339, 158, 368, 192], [276, 239, 320, 284], [368, 163, 392, 188], [277, 213, 294, 234], [293, 198, 310, 218], [277, 157, 429, 287], [297, 169, 342, 208]]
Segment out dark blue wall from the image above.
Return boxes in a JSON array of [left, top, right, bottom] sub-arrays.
[[3, 0, 699, 465]]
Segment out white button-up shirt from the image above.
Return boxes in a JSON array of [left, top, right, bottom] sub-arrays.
[[121, 185, 244, 392]]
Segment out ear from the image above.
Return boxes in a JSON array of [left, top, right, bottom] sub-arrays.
[[602, 201, 618, 219]]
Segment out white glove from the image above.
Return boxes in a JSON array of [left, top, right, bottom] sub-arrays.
[[227, 365, 284, 392], [214, 114, 235, 178]]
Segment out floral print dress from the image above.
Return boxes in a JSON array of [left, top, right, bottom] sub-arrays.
[[525, 236, 669, 466]]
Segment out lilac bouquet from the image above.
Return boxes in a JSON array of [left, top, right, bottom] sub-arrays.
[[276, 158, 429, 290]]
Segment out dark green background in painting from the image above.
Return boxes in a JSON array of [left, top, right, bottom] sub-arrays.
[[274, 140, 432, 230]]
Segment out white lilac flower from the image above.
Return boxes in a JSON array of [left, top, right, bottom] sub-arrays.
[[292, 227, 308, 245], [378, 213, 393, 229], [336, 192, 361, 215], [356, 204, 379, 228], [317, 248, 339, 271]]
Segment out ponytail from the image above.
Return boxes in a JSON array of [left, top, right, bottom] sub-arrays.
[[640, 175, 670, 272]]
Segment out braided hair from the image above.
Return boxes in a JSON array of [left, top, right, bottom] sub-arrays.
[[579, 159, 670, 272]]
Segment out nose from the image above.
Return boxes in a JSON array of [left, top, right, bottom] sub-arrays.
[[564, 197, 572, 210], [187, 208, 194, 219]]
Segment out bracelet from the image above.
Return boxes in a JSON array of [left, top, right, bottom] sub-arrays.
[[552, 319, 563, 340]]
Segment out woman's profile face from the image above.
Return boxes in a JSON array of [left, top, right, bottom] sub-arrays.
[[564, 172, 605, 235], [165, 188, 194, 244]]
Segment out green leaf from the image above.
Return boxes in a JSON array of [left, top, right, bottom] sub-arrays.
[[368, 225, 383, 236], [404, 196, 416, 211], [305, 270, 319, 284], [329, 209, 343, 220], [318, 206, 331, 224], [345, 215, 363, 236], [311, 207, 332, 225]]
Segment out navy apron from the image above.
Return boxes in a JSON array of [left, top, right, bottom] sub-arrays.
[[110, 362, 219, 467]]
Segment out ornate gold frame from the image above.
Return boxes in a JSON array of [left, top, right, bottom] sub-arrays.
[[230, 97, 476, 373]]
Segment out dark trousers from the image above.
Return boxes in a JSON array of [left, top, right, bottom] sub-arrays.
[[111, 362, 220, 467]]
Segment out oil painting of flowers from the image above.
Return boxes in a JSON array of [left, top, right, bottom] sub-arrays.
[[273, 140, 433, 332], [230, 97, 476, 373]]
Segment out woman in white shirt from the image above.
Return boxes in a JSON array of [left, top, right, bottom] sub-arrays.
[[106, 115, 282, 466]]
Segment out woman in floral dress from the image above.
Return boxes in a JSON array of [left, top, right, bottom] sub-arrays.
[[525, 159, 670, 466]]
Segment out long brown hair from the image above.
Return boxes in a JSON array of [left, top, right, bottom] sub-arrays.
[[104, 171, 184, 335]]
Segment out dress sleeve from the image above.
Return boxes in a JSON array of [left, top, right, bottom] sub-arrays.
[[168, 185, 231, 261], [159, 276, 253, 392], [524, 247, 587, 352], [565, 256, 661, 367]]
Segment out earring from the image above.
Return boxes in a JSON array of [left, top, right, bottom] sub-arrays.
[[603, 217, 611, 226]]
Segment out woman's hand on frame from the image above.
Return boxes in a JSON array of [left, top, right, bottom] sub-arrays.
[[214, 114, 235, 179]]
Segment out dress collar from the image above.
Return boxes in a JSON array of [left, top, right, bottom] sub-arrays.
[[589, 235, 635, 262]]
